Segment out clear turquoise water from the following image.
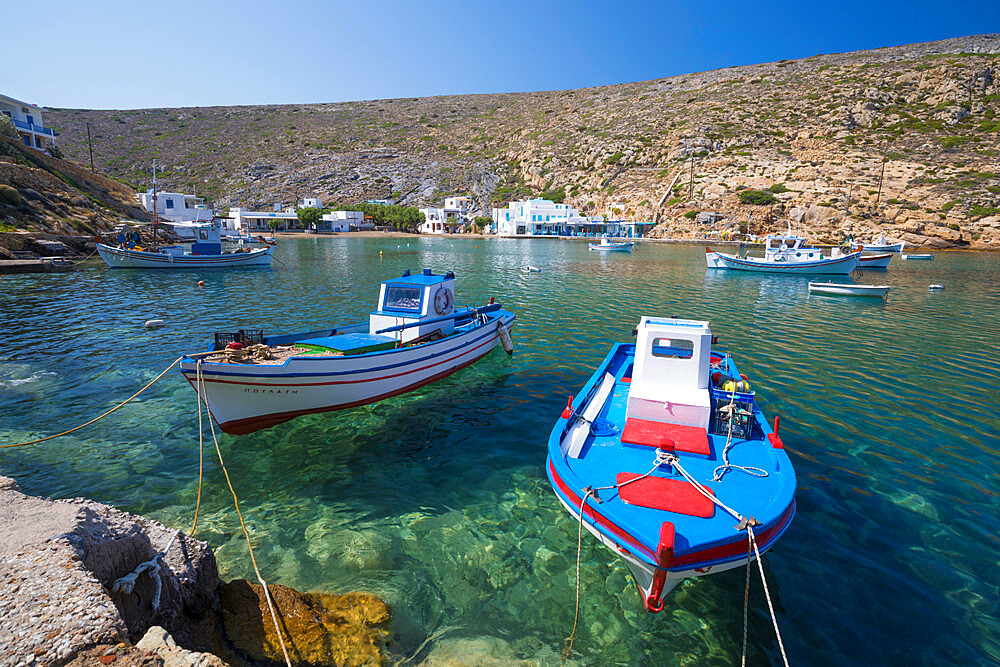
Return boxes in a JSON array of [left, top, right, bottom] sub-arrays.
[[1, 238, 999, 664]]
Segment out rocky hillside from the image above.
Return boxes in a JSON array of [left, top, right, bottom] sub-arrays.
[[0, 134, 150, 238], [48, 34, 1000, 247]]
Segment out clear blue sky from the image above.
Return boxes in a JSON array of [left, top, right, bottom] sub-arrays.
[[2, 0, 997, 110]]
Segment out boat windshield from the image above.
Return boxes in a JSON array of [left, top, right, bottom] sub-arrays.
[[383, 285, 422, 312]]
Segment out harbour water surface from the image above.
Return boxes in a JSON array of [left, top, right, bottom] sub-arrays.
[[1, 238, 998, 664]]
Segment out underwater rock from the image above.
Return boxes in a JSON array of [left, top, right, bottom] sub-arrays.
[[220, 579, 391, 666]]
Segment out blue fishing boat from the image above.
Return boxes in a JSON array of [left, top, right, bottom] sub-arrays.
[[547, 317, 796, 611], [589, 235, 635, 252]]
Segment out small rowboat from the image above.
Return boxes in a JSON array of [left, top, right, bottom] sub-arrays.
[[589, 235, 635, 252], [181, 269, 515, 434], [858, 252, 892, 269], [808, 282, 890, 298], [902, 254, 934, 260], [547, 317, 795, 611]]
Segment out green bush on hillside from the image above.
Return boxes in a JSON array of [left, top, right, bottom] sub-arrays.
[[684, 210, 699, 219], [0, 184, 21, 206], [739, 189, 778, 205]]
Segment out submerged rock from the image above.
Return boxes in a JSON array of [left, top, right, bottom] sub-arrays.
[[220, 579, 391, 666]]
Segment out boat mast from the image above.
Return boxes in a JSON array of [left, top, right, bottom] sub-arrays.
[[152, 160, 158, 252]]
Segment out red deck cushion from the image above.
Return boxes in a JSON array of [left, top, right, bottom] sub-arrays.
[[621, 418, 711, 456], [616, 474, 716, 517]]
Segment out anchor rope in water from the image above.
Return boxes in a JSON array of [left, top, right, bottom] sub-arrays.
[[1, 356, 185, 449], [562, 456, 665, 662], [197, 361, 292, 667]]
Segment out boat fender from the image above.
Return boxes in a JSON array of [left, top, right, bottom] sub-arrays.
[[497, 322, 514, 356], [227, 341, 243, 350], [144, 319, 165, 328]]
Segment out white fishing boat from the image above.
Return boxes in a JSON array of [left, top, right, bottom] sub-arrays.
[[97, 223, 272, 268], [857, 252, 892, 269], [902, 254, 934, 260], [589, 235, 635, 252], [808, 282, 890, 298], [706, 235, 860, 275], [98, 162, 272, 269], [862, 234, 905, 253], [180, 269, 515, 434]]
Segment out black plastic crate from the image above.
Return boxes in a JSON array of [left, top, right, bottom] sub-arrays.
[[710, 388, 758, 439], [213, 329, 264, 350]]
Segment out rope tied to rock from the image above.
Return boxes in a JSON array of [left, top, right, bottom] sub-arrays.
[[196, 361, 292, 667], [111, 529, 181, 611]]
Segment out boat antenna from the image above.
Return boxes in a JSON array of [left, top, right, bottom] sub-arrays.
[[152, 160, 159, 252]]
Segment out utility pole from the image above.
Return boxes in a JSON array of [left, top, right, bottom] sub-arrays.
[[688, 152, 695, 200], [86, 123, 95, 172], [874, 142, 889, 214]]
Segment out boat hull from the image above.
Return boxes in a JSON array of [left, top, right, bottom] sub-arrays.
[[858, 253, 892, 268], [707, 250, 860, 274], [902, 254, 934, 260], [862, 242, 905, 252], [589, 242, 634, 252], [808, 282, 890, 297], [97, 243, 272, 268], [181, 313, 514, 434]]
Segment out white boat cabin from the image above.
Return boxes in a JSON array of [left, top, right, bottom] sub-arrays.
[[762, 235, 826, 263], [159, 223, 224, 256], [369, 269, 456, 343], [626, 317, 713, 429]]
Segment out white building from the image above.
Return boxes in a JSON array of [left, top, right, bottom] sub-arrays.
[[137, 189, 212, 223], [0, 93, 56, 151], [491, 198, 589, 237], [419, 195, 473, 234], [230, 208, 298, 232], [321, 210, 365, 232]]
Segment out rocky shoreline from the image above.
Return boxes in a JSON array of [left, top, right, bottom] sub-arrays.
[[0, 476, 391, 666]]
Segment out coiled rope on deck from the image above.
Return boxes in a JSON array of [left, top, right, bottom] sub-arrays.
[[196, 361, 292, 667]]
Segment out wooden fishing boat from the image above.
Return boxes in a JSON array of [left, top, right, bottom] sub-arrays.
[[857, 252, 892, 269], [861, 234, 905, 253], [902, 253, 934, 260], [180, 269, 515, 434], [589, 235, 635, 252], [808, 282, 890, 298], [706, 235, 860, 274], [547, 317, 795, 611], [98, 223, 272, 268]]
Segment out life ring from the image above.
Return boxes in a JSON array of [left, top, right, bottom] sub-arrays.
[[433, 286, 453, 315]]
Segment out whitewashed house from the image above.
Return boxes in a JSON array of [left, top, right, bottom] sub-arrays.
[[230, 197, 323, 232], [321, 210, 365, 232], [419, 195, 473, 234], [491, 198, 590, 237], [0, 93, 56, 151], [138, 190, 212, 223]]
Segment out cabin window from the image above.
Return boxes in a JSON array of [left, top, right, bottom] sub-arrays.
[[198, 229, 209, 240], [383, 285, 422, 313], [651, 337, 694, 359], [165, 199, 174, 209]]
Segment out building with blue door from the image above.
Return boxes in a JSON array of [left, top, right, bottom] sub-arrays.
[[0, 93, 56, 151]]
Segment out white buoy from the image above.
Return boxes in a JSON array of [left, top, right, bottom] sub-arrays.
[[144, 319, 165, 328], [525, 266, 542, 273], [497, 323, 514, 356], [929, 284, 944, 290]]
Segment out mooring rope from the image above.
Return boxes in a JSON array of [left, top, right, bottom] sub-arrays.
[[562, 455, 667, 662], [713, 388, 768, 482], [196, 368, 292, 667], [190, 361, 207, 537], [1, 356, 184, 449]]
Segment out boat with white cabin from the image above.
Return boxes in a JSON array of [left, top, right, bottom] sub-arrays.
[[861, 234, 905, 253], [180, 269, 515, 434], [706, 234, 861, 274], [546, 317, 795, 610], [97, 222, 272, 268], [589, 235, 635, 252]]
